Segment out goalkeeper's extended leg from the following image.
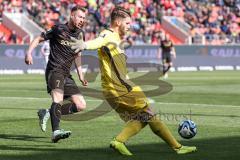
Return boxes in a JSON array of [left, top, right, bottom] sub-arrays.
[[148, 116, 197, 154], [110, 120, 147, 156]]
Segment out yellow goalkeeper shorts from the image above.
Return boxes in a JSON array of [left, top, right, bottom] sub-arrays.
[[106, 86, 155, 122]]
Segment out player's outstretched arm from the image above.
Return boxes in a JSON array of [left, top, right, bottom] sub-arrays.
[[70, 32, 86, 53], [25, 36, 45, 65], [70, 33, 107, 53]]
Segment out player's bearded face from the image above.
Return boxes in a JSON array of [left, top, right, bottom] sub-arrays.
[[72, 10, 86, 29], [119, 17, 131, 37]]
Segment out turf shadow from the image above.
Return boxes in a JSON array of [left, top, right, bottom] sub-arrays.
[[0, 136, 239, 160], [0, 134, 47, 142]]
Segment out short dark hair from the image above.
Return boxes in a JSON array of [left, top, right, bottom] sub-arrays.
[[111, 6, 131, 22], [71, 5, 86, 13]]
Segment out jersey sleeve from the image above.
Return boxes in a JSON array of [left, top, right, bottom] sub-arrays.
[[41, 26, 56, 40], [85, 31, 109, 50]]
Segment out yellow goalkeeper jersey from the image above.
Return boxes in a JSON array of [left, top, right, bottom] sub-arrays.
[[85, 29, 135, 98]]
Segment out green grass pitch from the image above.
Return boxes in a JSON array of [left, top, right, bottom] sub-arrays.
[[0, 71, 239, 160]]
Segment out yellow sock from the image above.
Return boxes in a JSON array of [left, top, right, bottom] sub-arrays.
[[116, 120, 147, 143], [148, 116, 181, 149]]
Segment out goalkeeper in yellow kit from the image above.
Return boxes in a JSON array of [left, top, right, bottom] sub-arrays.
[[70, 6, 197, 156]]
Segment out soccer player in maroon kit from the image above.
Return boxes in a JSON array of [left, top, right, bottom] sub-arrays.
[[25, 6, 88, 143]]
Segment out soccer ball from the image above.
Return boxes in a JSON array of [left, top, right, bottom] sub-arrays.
[[178, 120, 197, 139]]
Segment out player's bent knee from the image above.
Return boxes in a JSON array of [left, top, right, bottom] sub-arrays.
[[75, 102, 86, 111], [71, 94, 86, 111]]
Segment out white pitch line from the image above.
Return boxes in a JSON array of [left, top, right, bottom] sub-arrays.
[[0, 96, 239, 108], [0, 96, 103, 101], [156, 102, 240, 108], [0, 96, 49, 100]]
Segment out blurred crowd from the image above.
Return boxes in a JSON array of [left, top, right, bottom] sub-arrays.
[[180, 0, 240, 44], [0, 0, 240, 45]]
